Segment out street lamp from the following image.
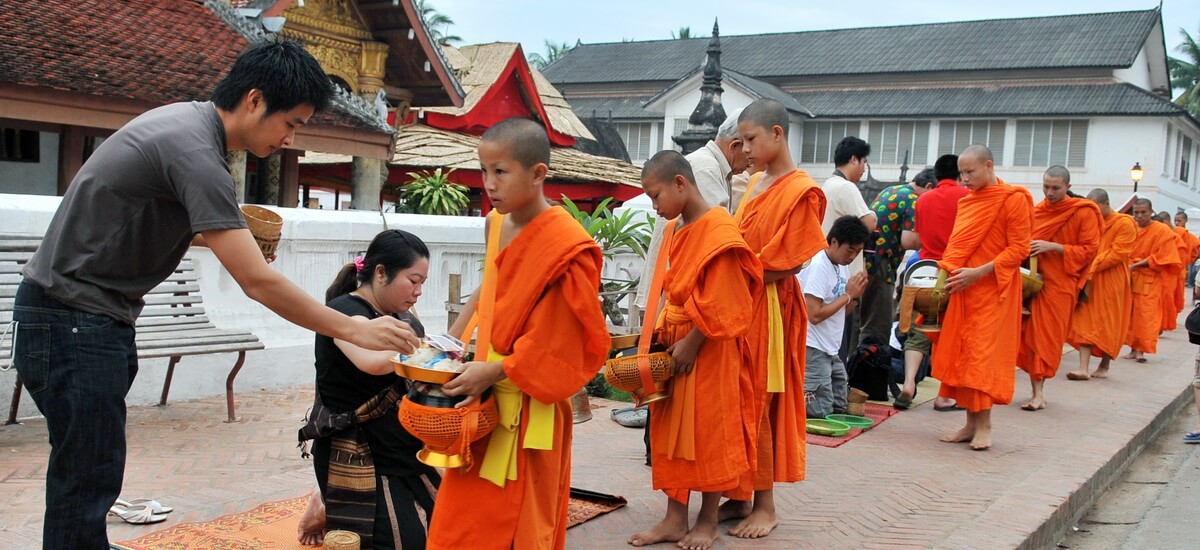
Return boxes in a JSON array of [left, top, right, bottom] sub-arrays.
[[1131, 162, 1144, 193]]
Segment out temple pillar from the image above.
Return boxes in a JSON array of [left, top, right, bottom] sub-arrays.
[[261, 154, 282, 206], [226, 150, 247, 202]]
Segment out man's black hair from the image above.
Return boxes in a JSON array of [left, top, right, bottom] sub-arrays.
[[211, 40, 333, 115], [828, 215, 870, 246], [934, 154, 960, 182], [913, 168, 937, 188], [833, 136, 870, 166]]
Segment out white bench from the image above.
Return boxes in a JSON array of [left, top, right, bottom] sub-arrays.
[[0, 235, 264, 423]]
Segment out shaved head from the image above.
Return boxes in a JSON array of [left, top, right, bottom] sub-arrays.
[[738, 98, 789, 137], [1179, 211, 1190, 222], [1044, 165, 1070, 184], [1135, 198, 1154, 210], [480, 117, 550, 168], [961, 144, 993, 163], [641, 150, 696, 186], [1087, 188, 1108, 203]]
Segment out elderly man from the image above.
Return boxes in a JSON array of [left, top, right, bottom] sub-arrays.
[[635, 110, 748, 311], [933, 145, 1033, 451]]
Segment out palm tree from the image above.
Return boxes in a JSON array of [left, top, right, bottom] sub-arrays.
[[527, 40, 573, 70], [414, 0, 461, 45], [671, 26, 692, 40], [1169, 28, 1200, 118]]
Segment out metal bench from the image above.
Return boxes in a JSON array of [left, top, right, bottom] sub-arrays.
[[0, 235, 265, 424]]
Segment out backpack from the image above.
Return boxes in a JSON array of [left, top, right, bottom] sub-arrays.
[[846, 335, 892, 401], [1186, 306, 1200, 345]]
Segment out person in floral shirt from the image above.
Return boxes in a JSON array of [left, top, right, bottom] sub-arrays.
[[855, 169, 934, 347]]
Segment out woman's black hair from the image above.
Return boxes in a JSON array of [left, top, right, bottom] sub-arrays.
[[325, 230, 430, 302]]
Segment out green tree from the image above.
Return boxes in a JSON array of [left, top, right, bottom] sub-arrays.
[[397, 168, 469, 215], [527, 39, 573, 70], [671, 26, 692, 39], [414, 0, 462, 45], [1169, 28, 1200, 118]]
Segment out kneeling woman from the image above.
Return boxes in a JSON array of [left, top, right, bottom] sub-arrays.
[[300, 230, 438, 549]]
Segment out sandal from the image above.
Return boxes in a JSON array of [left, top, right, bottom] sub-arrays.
[[610, 406, 648, 428], [109, 502, 170, 525], [115, 498, 173, 515]]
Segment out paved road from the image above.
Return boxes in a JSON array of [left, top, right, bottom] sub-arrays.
[[1059, 396, 1200, 549]]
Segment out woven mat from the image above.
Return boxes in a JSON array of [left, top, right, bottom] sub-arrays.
[[114, 489, 625, 549], [868, 376, 942, 409], [807, 403, 900, 448]]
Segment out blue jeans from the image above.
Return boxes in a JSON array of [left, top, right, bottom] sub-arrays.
[[13, 280, 137, 549]]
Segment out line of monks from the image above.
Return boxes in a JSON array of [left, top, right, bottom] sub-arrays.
[[625, 100, 1200, 549]]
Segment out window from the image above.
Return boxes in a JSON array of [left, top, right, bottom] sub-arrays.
[[1013, 120, 1088, 168], [868, 121, 929, 165], [1178, 131, 1193, 183], [0, 128, 39, 163], [615, 122, 654, 162], [801, 121, 860, 164], [672, 118, 688, 151], [937, 120, 1006, 163]]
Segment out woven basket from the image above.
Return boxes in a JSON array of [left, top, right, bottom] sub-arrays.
[[323, 530, 361, 550], [604, 351, 674, 406], [398, 393, 499, 469], [847, 387, 869, 404], [240, 205, 282, 259]]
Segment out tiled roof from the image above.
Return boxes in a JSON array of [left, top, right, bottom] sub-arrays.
[[0, 0, 248, 106], [563, 96, 661, 121], [543, 9, 1160, 84], [791, 83, 1186, 118]]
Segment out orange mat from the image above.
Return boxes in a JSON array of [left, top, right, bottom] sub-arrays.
[[115, 490, 625, 549]]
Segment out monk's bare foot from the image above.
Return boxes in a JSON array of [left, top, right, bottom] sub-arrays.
[[717, 499, 751, 522], [297, 492, 325, 546], [1066, 369, 1090, 381], [729, 508, 777, 539], [678, 519, 719, 550], [1020, 399, 1045, 411], [970, 430, 992, 451], [1123, 351, 1138, 360], [628, 518, 688, 547], [940, 426, 974, 443]]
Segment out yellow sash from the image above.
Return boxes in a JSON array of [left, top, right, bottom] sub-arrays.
[[735, 173, 786, 393], [467, 213, 556, 488]]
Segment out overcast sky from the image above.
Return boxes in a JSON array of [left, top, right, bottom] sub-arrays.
[[433, 0, 1200, 82]]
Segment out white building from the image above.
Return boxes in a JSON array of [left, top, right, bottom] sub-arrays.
[[544, 8, 1200, 215]]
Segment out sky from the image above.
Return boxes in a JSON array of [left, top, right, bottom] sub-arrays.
[[432, 0, 1200, 77]]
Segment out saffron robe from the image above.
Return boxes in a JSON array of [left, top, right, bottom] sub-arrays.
[[1067, 213, 1136, 359], [650, 208, 762, 504], [731, 169, 827, 497], [1016, 197, 1102, 380], [426, 207, 610, 550], [1166, 226, 1200, 329], [932, 180, 1033, 412], [1125, 221, 1182, 354]]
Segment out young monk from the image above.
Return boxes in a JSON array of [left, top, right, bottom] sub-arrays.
[[720, 98, 828, 539], [934, 145, 1033, 451], [1173, 212, 1200, 308], [1154, 212, 1188, 331], [1015, 166, 1101, 410], [627, 150, 762, 550], [1066, 189, 1136, 380], [430, 117, 611, 550], [1124, 199, 1183, 363]]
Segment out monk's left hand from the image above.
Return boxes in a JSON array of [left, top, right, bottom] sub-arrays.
[[667, 329, 704, 375], [443, 361, 505, 408], [1030, 240, 1062, 256], [946, 266, 987, 293]]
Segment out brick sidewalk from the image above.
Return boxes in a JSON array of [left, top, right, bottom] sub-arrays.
[[0, 318, 1195, 549]]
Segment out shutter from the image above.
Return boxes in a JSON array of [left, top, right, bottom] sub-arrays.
[[1031, 121, 1051, 167], [937, 121, 954, 155], [989, 121, 1007, 165], [1050, 120, 1070, 166], [1014, 121, 1034, 166], [801, 122, 817, 164], [816, 122, 832, 164], [1067, 120, 1087, 167], [868, 122, 884, 162], [912, 122, 930, 165]]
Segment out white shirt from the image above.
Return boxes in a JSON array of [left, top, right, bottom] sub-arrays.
[[821, 174, 872, 277], [798, 250, 849, 356]]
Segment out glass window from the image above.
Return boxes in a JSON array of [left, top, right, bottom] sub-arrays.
[[1013, 120, 1088, 168], [867, 121, 930, 165], [800, 121, 859, 164]]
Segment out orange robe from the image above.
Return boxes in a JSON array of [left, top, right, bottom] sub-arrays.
[[651, 208, 762, 504], [1067, 213, 1136, 359], [1161, 227, 1188, 330], [731, 169, 826, 497], [1016, 198, 1102, 380], [427, 207, 610, 550], [1126, 221, 1182, 354], [932, 180, 1033, 412], [1172, 226, 1200, 321]]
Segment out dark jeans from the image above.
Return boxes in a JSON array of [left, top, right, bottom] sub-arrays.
[[856, 261, 896, 349], [13, 280, 137, 549]]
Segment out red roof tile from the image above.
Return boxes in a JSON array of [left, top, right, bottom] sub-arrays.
[[0, 0, 248, 105]]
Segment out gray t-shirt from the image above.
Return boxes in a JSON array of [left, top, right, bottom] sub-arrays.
[[23, 101, 247, 323]]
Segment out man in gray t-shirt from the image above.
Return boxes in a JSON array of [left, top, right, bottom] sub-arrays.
[[13, 41, 419, 550]]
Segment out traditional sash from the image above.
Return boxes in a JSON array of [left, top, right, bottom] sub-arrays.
[[735, 173, 785, 393], [467, 213, 556, 488], [635, 219, 677, 397]]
